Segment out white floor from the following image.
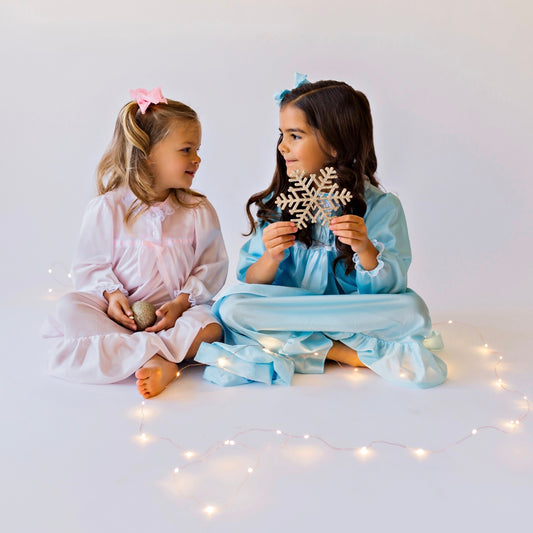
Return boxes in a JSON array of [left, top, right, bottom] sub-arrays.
[[2, 2, 532, 531], [2, 297, 531, 533]]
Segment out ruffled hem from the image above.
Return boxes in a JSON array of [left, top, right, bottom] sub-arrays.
[[339, 332, 447, 389], [44, 302, 218, 384], [47, 331, 178, 384], [196, 332, 446, 389], [196, 341, 326, 387], [352, 240, 385, 277]]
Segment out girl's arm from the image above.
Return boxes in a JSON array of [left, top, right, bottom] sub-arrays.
[[244, 221, 297, 284], [145, 292, 191, 332], [72, 196, 127, 298], [332, 193, 411, 294], [177, 200, 229, 305]]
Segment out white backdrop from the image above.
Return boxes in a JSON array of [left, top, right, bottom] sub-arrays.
[[1, 3, 533, 532], [1, 0, 532, 316]]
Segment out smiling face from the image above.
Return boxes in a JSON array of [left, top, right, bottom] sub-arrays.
[[148, 119, 202, 201], [278, 104, 334, 176]]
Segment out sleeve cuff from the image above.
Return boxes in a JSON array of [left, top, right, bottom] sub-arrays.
[[352, 240, 385, 278], [96, 283, 128, 298], [174, 289, 197, 306]]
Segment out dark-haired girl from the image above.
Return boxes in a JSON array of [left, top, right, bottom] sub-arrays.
[[196, 75, 446, 389]]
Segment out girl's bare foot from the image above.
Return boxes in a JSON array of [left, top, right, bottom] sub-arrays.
[[135, 355, 178, 399], [326, 341, 365, 367]]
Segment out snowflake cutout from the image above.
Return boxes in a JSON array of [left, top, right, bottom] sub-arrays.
[[274, 167, 353, 229]]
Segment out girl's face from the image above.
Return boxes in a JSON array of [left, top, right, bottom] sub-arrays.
[[148, 120, 202, 201], [278, 104, 334, 176]]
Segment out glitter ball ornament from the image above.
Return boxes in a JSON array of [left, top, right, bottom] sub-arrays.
[[131, 301, 157, 330]]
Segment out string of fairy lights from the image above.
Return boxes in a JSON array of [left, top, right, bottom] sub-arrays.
[[46, 266, 530, 517], [134, 320, 529, 517]]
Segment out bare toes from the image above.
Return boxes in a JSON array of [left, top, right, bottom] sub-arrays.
[[135, 367, 151, 380]]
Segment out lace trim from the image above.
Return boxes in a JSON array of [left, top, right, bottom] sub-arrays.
[[352, 240, 385, 277], [122, 190, 175, 222]]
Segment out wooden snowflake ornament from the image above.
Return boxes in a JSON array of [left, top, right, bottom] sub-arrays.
[[275, 167, 352, 229]]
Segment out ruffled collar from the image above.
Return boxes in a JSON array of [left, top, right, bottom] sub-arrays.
[[121, 188, 175, 222]]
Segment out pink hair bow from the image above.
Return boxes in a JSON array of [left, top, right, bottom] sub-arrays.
[[129, 87, 168, 114]]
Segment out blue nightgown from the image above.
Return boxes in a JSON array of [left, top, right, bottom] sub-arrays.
[[195, 182, 447, 388]]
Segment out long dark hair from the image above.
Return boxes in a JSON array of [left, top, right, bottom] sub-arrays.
[[245, 80, 380, 273]]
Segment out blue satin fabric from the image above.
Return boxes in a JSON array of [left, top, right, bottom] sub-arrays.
[[195, 183, 447, 388]]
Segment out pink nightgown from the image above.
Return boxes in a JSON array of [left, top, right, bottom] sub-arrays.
[[42, 187, 228, 383]]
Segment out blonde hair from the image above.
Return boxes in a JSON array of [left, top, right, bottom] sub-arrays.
[[96, 98, 204, 225]]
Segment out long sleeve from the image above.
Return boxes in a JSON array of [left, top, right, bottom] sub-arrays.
[[236, 224, 267, 283], [72, 196, 126, 298], [179, 200, 228, 304], [352, 191, 411, 294]]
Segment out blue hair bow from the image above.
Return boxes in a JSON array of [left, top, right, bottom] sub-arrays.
[[273, 72, 309, 105]]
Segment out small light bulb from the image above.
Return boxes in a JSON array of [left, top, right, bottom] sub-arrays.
[[524, 396, 528, 400], [176, 371, 181, 377], [499, 356, 503, 360], [359, 446, 369, 455], [174, 467, 179, 474], [314, 352, 319, 356], [276, 430, 282, 435], [399, 373, 405, 378], [185, 451, 194, 458], [224, 440, 230, 445], [484, 343, 489, 348], [448, 320, 453, 324], [67, 273, 72, 278], [141, 401, 145, 406], [247, 467, 254, 473], [353, 368, 359, 372], [229, 440, 235, 446], [48, 268, 52, 274], [204, 506, 216, 516], [515, 420, 520, 425], [472, 429, 477, 435], [141, 433, 148, 441], [48, 288, 53, 293], [303, 434, 310, 439], [415, 448, 425, 456]]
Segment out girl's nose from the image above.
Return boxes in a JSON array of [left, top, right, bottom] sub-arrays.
[[278, 141, 288, 155]]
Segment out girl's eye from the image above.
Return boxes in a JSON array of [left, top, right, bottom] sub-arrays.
[[291, 134, 301, 140], [181, 147, 191, 153]]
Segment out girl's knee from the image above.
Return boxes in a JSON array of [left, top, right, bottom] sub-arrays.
[[201, 322, 223, 343], [186, 322, 223, 358], [217, 295, 250, 326], [56, 292, 84, 319], [56, 291, 105, 322], [401, 291, 431, 334]]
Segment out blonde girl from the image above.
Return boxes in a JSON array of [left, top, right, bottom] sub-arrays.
[[43, 88, 228, 398]]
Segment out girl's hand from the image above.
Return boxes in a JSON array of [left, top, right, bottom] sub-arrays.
[[104, 289, 137, 331], [145, 293, 191, 333], [244, 221, 297, 284], [262, 221, 297, 263], [330, 215, 379, 270]]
